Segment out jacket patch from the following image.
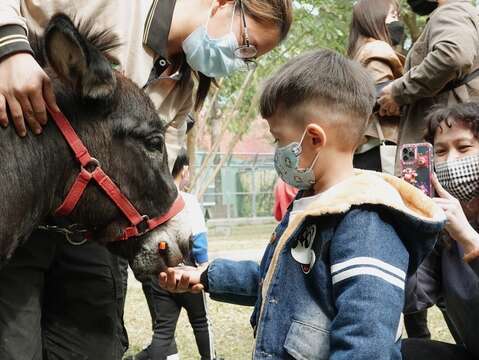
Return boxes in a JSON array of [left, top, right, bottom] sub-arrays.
[[291, 225, 317, 274]]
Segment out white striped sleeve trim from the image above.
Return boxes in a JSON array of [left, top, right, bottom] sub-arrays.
[[332, 266, 405, 290], [0, 34, 29, 49], [331, 256, 406, 280]]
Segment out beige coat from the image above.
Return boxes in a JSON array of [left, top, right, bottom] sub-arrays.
[[355, 39, 404, 146], [391, 0, 479, 147], [0, 0, 194, 170]]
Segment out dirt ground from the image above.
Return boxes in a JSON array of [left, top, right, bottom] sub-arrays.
[[124, 223, 453, 359]]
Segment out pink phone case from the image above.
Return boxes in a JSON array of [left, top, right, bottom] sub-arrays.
[[399, 143, 434, 197]]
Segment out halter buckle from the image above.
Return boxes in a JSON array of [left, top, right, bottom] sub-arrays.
[[136, 215, 150, 235]]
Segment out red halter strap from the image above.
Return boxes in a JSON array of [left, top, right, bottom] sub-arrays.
[[47, 106, 185, 241]]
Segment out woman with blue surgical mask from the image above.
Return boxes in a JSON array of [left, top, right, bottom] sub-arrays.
[[182, 0, 255, 78]]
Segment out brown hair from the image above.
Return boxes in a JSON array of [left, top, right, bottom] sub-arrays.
[[424, 103, 479, 144], [240, 0, 293, 42], [260, 49, 376, 148], [347, 0, 399, 58], [191, 0, 293, 111]]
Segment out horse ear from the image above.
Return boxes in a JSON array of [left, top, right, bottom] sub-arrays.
[[44, 14, 116, 99]]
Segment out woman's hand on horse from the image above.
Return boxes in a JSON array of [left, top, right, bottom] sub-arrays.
[[159, 267, 204, 294], [0, 52, 59, 137]]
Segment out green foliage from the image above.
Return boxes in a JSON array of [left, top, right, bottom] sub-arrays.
[[201, 0, 442, 147], [214, 0, 355, 136]]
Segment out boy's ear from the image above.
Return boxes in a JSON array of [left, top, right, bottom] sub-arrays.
[[306, 124, 327, 149]]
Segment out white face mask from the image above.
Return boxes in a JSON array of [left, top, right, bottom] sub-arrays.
[[435, 154, 479, 202], [182, 1, 244, 78]]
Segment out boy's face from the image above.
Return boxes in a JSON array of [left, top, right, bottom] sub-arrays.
[[266, 112, 322, 172], [434, 119, 479, 163]]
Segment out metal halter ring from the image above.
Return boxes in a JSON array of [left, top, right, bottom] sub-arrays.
[[83, 158, 100, 173]]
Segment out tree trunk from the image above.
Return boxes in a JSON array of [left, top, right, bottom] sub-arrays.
[[186, 110, 199, 184], [403, 12, 421, 43], [196, 132, 242, 200], [190, 69, 255, 190], [195, 92, 259, 199]]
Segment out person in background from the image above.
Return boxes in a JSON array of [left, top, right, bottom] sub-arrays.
[[0, 1, 293, 358], [401, 103, 479, 360], [128, 148, 216, 360], [378, 0, 479, 341], [378, 0, 479, 155], [273, 178, 298, 222], [158, 49, 445, 360], [347, 0, 405, 172]]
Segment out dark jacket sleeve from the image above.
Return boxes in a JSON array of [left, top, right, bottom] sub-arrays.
[[392, 5, 479, 105], [404, 244, 442, 314], [205, 258, 260, 306], [0, 24, 33, 60], [329, 209, 409, 360], [467, 257, 479, 276]]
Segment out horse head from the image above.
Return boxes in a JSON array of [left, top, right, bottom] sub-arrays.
[[0, 14, 192, 278]]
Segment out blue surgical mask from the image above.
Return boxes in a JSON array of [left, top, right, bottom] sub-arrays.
[[182, 3, 244, 78], [274, 130, 320, 190]]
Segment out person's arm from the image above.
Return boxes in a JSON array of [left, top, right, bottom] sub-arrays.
[[203, 259, 260, 306], [0, 1, 32, 58], [364, 59, 395, 84], [158, 259, 260, 306], [329, 209, 408, 360], [391, 7, 479, 105], [189, 195, 209, 265], [0, 0, 59, 136]]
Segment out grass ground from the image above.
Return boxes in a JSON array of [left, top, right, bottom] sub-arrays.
[[124, 224, 453, 359]]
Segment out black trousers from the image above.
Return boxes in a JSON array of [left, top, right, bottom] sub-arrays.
[[142, 278, 213, 360], [404, 310, 431, 339], [402, 339, 475, 360], [0, 230, 128, 360]]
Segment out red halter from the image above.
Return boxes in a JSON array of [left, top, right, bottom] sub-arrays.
[[47, 106, 185, 241]]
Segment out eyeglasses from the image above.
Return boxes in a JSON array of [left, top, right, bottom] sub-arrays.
[[234, 0, 258, 67]]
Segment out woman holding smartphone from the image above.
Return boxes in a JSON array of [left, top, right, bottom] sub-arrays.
[[402, 102, 479, 360]]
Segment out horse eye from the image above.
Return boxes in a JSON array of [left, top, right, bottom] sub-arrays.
[[145, 136, 164, 152]]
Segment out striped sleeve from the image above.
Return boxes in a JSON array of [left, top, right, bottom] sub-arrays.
[[329, 209, 408, 360], [0, 25, 32, 60], [0, 0, 33, 60]]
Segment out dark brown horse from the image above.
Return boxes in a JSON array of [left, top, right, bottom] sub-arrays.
[[0, 14, 191, 279]]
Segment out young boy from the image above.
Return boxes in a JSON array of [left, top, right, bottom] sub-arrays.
[[403, 102, 479, 360], [160, 49, 445, 359]]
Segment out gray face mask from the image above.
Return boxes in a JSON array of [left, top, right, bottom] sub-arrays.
[[274, 130, 320, 190], [435, 154, 479, 202]]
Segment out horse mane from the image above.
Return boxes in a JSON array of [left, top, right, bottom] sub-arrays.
[[29, 14, 122, 67]]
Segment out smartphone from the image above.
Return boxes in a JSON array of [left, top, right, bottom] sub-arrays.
[[399, 143, 434, 197]]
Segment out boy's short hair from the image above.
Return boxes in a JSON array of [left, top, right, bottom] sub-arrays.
[[259, 49, 376, 148], [425, 102, 479, 144], [172, 148, 189, 178]]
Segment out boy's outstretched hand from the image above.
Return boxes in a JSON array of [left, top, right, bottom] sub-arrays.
[[159, 266, 205, 294], [432, 173, 479, 255]]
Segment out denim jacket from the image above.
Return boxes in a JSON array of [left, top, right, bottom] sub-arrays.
[[205, 170, 445, 360]]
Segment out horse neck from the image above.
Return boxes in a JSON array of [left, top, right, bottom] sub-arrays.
[[0, 120, 74, 257]]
